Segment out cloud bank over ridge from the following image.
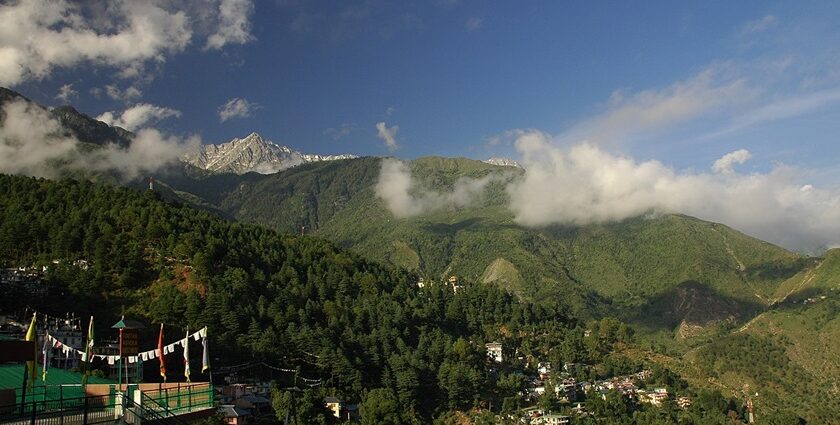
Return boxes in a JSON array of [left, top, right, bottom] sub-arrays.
[[506, 131, 840, 253], [0, 99, 198, 181], [375, 131, 840, 253], [375, 158, 504, 218]]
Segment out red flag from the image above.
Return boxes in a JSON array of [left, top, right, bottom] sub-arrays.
[[158, 323, 167, 382]]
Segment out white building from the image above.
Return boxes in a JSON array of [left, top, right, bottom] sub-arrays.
[[486, 342, 503, 363]]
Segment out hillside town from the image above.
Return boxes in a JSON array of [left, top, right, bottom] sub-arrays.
[[0, 249, 731, 425]]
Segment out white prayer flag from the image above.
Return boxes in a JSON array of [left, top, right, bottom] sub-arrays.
[[183, 328, 191, 382], [107, 356, 115, 365]]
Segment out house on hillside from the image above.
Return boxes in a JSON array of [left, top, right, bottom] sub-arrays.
[[46, 319, 84, 370], [447, 276, 464, 293], [0, 267, 47, 296], [676, 396, 692, 409], [539, 413, 571, 424], [537, 362, 551, 380], [220, 405, 252, 425], [233, 394, 270, 415], [638, 388, 668, 406], [486, 342, 503, 363], [324, 396, 342, 418]]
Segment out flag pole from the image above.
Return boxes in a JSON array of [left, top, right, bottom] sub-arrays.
[[118, 328, 123, 391]]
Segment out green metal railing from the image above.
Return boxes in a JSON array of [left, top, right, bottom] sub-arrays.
[[139, 383, 213, 416], [11, 385, 90, 406], [0, 383, 213, 425], [0, 393, 115, 425], [123, 394, 185, 425]]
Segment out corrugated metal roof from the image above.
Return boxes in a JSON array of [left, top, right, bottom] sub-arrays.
[[0, 364, 115, 403]]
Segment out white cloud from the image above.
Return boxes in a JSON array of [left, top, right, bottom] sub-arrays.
[[0, 99, 79, 177], [94, 128, 200, 179], [218, 97, 257, 122], [704, 88, 840, 139], [0, 99, 197, 180], [558, 66, 752, 145], [55, 84, 78, 103], [712, 149, 752, 175], [104, 84, 143, 102], [97, 104, 182, 131], [0, 0, 192, 86], [465, 17, 484, 31], [204, 0, 255, 50], [0, 0, 257, 86], [743, 15, 777, 34], [376, 121, 399, 151], [375, 158, 504, 218], [323, 123, 355, 140], [506, 130, 840, 253]]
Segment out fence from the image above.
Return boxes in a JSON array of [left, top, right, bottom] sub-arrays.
[[0, 393, 115, 425], [139, 383, 213, 415], [0, 383, 213, 425]]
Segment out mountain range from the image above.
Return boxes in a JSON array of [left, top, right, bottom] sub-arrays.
[[181, 132, 357, 174], [2, 87, 840, 420]]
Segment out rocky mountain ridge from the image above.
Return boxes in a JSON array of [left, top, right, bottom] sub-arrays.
[[483, 157, 521, 168], [182, 132, 357, 175]]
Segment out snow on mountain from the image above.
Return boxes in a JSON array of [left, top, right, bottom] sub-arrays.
[[483, 157, 521, 168], [182, 132, 357, 174]]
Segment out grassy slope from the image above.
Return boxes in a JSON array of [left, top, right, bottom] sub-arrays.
[[668, 249, 840, 422]]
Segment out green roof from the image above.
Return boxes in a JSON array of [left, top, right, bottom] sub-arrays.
[[0, 364, 115, 403], [110, 318, 145, 329]]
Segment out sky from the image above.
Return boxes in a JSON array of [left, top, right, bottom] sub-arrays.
[[2, 0, 840, 252]]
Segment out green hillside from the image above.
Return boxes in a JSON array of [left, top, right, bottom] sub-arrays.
[[0, 174, 578, 421], [1, 88, 833, 421], [1, 88, 806, 337], [675, 249, 840, 422], [162, 157, 806, 335], [4, 174, 793, 423]]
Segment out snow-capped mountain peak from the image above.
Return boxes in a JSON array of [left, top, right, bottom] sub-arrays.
[[182, 132, 357, 175], [483, 157, 521, 168]]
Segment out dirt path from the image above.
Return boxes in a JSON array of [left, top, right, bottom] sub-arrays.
[[712, 227, 770, 304], [776, 259, 824, 304]]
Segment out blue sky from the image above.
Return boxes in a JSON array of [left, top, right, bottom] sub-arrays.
[[4, 0, 840, 175]]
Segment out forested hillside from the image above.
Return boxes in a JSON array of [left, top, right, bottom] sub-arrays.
[[1, 89, 835, 422], [0, 86, 811, 338], [161, 156, 807, 338], [0, 174, 789, 423]]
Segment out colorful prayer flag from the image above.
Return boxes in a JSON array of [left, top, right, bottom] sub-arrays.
[[82, 316, 94, 385], [25, 313, 37, 387], [201, 332, 210, 373], [41, 331, 49, 382]]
